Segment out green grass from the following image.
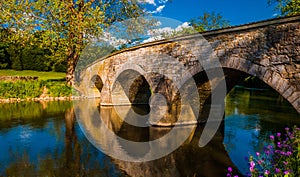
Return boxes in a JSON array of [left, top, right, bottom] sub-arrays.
[[0, 70, 72, 99], [0, 69, 65, 81]]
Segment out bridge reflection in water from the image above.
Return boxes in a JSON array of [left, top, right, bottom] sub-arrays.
[[75, 99, 239, 177], [1, 86, 299, 176]]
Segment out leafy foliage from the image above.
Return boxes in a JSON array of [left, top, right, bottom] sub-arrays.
[[45, 81, 72, 97], [0, 81, 43, 99], [0, 43, 10, 69], [190, 12, 230, 32], [269, 0, 300, 16], [0, 28, 65, 71], [0, 80, 71, 99]]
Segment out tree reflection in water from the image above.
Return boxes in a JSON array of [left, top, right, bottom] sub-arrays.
[[2, 105, 125, 177]]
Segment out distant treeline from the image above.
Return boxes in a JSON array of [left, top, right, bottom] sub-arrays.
[[0, 28, 66, 72]]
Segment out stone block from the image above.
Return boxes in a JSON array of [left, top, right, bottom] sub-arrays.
[[287, 91, 300, 105], [282, 86, 295, 99]]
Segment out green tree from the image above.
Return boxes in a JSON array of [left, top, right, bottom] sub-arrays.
[[0, 29, 12, 69], [0, 0, 147, 85], [190, 12, 230, 32], [269, 0, 300, 16], [0, 29, 60, 71]]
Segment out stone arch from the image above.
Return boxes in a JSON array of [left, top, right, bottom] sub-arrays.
[[90, 75, 104, 93], [112, 68, 151, 105], [219, 57, 299, 113], [181, 58, 299, 121]]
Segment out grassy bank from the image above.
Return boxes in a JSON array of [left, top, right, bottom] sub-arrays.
[[0, 70, 73, 99], [0, 69, 65, 81]]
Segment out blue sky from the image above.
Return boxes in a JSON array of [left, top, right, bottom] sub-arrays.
[[143, 0, 279, 26]]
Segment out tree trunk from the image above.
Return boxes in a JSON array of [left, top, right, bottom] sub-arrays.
[[66, 44, 80, 86], [66, 55, 77, 86]]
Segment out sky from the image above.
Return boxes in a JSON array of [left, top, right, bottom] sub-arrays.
[[143, 0, 279, 26]]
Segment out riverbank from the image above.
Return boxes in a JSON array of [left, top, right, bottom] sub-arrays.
[[0, 95, 84, 103], [0, 70, 79, 103]]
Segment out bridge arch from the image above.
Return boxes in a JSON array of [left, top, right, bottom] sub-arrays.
[[221, 57, 299, 113], [181, 55, 299, 114], [112, 68, 151, 105], [90, 75, 104, 93]]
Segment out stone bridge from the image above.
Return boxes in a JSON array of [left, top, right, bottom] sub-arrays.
[[77, 15, 300, 126]]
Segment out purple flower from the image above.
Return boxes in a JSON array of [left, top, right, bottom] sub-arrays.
[[277, 132, 281, 137], [277, 142, 282, 148], [264, 170, 270, 175], [250, 166, 255, 172], [283, 161, 288, 165], [250, 161, 255, 167], [227, 173, 231, 177], [256, 152, 260, 156], [234, 176, 238, 177], [270, 135, 274, 140], [228, 167, 232, 172], [285, 127, 289, 131], [284, 171, 289, 175], [286, 151, 292, 156], [275, 168, 280, 173]]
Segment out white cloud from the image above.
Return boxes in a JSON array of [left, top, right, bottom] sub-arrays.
[[154, 20, 162, 27], [138, 0, 169, 6], [175, 22, 191, 32], [142, 36, 163, 43], [142, 22, 192, 43], [148, 26, 173, 36], [138, 0, 156, 6], [99, 32, 128, 47], [151, 5, 165, 14], [158, 0, 168, 3]]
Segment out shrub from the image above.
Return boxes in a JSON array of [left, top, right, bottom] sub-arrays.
[[45, 81, 72, 97], [0, 80, 72, 99], [0, 80, 43, 99]]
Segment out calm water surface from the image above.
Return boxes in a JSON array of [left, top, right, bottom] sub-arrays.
[[0, 87, 299, 176]]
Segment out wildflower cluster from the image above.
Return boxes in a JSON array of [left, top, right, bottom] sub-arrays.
[[227, 167, 239, 177], [227, 126, 299, 177]]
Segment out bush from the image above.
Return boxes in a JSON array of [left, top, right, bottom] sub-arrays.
[[0, 80, 72, 99], [0, 80, 43, 99], [45, 81, 72, 97]]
